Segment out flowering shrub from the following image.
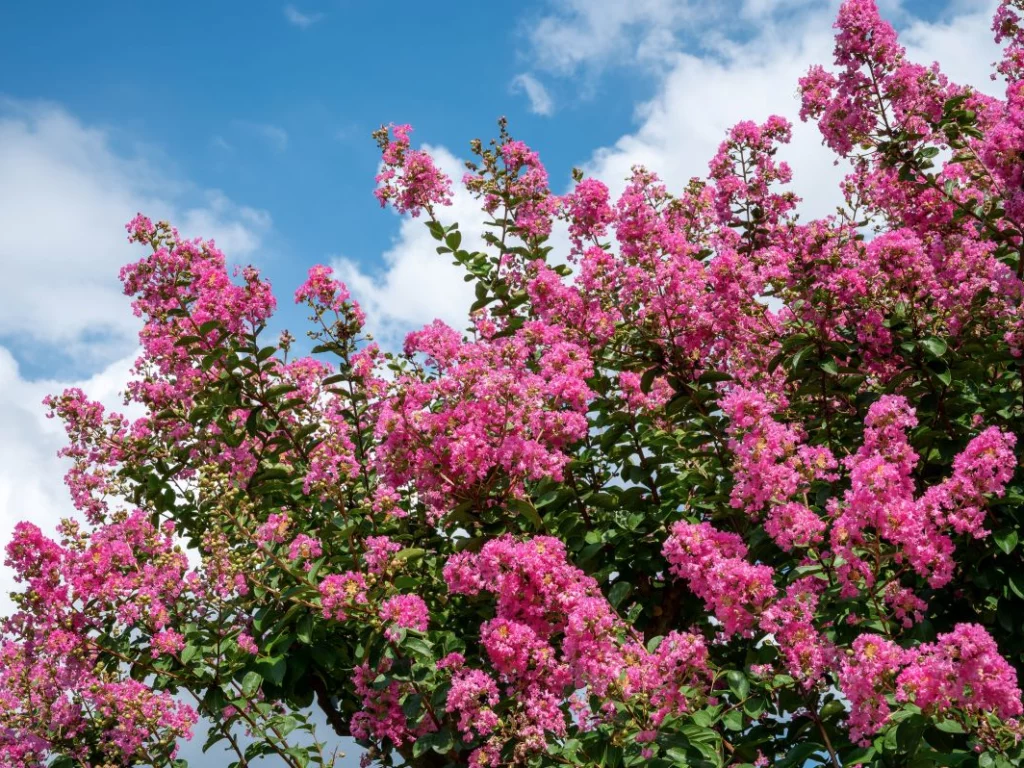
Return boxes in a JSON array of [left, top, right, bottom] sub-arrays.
[[5, 2, 1024, 766]]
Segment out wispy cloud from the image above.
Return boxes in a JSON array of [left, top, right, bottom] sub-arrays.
[[283, 4, 324, 28], [511, 73, 554, 116], [238, 121, 289, 151]]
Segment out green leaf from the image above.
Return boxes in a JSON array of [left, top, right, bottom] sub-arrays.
[[297, 614, 314, 644], [271, 714, 300, 737], [241, 671, 262, 698], [722, 709, 744, 732], [995, 529, 1019, 555], [726, 670, 750, 700], [843, 746, 875, 765], [395, 547, 426, 562], [920, 337, 948, 358], [181, 643, 199, 664], [665, 748, 689, 764], [508, 497, 544, 529], [404, 636, 434, 659], [413, 729, 455, 757], [1009, 574, 1024, 600], [256, 657, 286, 686], [934, 718, 966, 734], [697, 370, 732, 384], [927, 360, 952, 386], [608, 580, 632, 608], [895, 713, 927, 755], [265, 383, 299, 400]]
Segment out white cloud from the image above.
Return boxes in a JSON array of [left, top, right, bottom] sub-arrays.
[[582, 7, 843, 217], [332, 146, 481, 346], [283, 4, 324, 28], [343, 1, 1004, 351], [902, 1, 1002, 97], [511, 73, 555, 116], [181, 191, 273, 257], [239, 121, 290, 151], [0, 346, 136, 615], [0, 102, 271, 367], [582, 0, 1002, 220], [523, 0, 706, 75]]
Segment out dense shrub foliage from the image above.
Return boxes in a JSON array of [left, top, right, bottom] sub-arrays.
[[7, 1, 1024, 766]]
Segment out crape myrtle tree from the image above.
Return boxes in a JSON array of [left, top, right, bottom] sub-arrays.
[[6, 1, 1024, 766]]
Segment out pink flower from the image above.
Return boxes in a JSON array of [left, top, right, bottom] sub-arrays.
[[379, 594, 429, 641], [288, 534, 323, 563], [446, 669, 500, 740], [150, 630, 185, 658], [364, 536, 402, 575], [663, 521, 777, 635], [374, 124, 453, 217], [237, 633, 259, 655], [319, 571, 368, 621]]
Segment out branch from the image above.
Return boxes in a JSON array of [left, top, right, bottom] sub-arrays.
[[310, 673, 351, 738]]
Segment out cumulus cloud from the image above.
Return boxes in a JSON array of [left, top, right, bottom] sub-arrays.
[[902, 1, 1002, 94], [0, 101, 272, 368], [582, 8, 841, 213], [521, 0, 708, 75], [583, 0, 1001, 215], [511, 73, 555, 116], [343, 1, 1004, 345], [332, 146, 482, 346], [0, 347, 137, 615]]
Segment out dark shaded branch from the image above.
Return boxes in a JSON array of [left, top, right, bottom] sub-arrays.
[[311, 673, 351, 737]]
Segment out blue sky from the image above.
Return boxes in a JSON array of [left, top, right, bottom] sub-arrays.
[[0, 0, 654, 380], [0, 0, 985, 377], [0, 0, 1006, 764]]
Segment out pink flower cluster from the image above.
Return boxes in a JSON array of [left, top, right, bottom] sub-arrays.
[[374, 123, 453, 217], [708, 115, 797, 232], [363, 535, 402, 575], [443, 536, 709, 761], [121, 220, 276, 411], [663, 522, 839, 687], [294, 263, 367, 329], [376, 320, 593, 522], [831, 396, 1015, 593], [720, 387, 837, 524], [43, 387, 131, 524], [527, 165, 784, 385], [561, 177, 615, 253], [799, 0, 957, 156], [378, 594, 429, 641], [0, 516, 198, 765], [464, 138, 561, 239], [841, 624, 1023, 744], [662, 521, 777, 637], [446, 668, 500, 742], [318, 571, 368, 621], [351, 659, 434, 747]]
